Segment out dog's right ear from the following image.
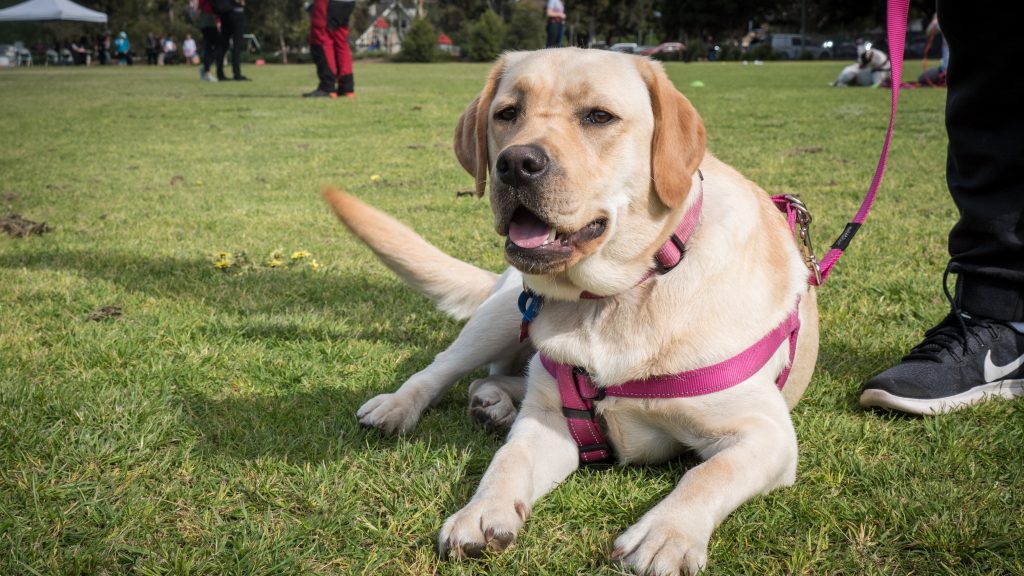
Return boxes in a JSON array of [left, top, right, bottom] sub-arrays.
[[453, 58, 507, 197]]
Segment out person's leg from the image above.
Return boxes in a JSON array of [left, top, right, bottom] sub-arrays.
[[334, 26, 354, 96], [307, 34, 336, 94], [216, 20, 230, 80], [327, 0, 355, 96], [860, 0, 1024, 414], [201, 26, 219, 79], [229, 9, 246, 79], [942, 3, 1024, 321]]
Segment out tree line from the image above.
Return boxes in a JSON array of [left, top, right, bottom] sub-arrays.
[[0, 0, 937, 60]]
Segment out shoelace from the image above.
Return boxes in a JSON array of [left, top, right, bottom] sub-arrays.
[[903, 267, 1000, 363]]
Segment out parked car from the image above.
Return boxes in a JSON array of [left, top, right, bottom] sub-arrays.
[[634, 41, 684, 55], [638, 42, 685, 60], [609, 42, 638, 54], [820, 39, 859, 60], [769, 33, 829, 59]]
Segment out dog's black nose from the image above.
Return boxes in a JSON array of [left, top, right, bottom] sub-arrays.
[[495, 145, 549, 187]]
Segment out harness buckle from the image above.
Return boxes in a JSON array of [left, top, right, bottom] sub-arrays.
[[784, 195, 823, 286], [578, 442, 610, 455]]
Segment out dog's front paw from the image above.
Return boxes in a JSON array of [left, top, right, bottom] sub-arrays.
[[356, 393, 422, 435], [467, 378, 519, 432], [612, 514, 710, 576], [438, 498, 530, 559]]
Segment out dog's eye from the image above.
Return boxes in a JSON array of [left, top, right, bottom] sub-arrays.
[[585, 109, 615, 125], [495, 107, 518, 122]]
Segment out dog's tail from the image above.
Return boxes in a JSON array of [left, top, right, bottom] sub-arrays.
[[322, 187, 499, 321]]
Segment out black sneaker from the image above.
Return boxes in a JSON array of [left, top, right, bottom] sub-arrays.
[[302, 89, 336, 98], [233, 75, 251, 81], [860, 311, 1024, 415]]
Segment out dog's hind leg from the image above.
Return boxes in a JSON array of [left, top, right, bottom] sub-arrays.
[[468, 371, 528, 432], [357, 276, 527, 435]]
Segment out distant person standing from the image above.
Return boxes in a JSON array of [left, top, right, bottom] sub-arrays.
[[217, 0, 250, 81], [145, 33, 159, 65], [197, 0, 221, 82], [113, 31, 132, 65], [304, 0, 356, 98], [182, 33, 198, 65], [545, 0, 566, 48], [97, 32, 111, 65], [161, 34, 178, 65]]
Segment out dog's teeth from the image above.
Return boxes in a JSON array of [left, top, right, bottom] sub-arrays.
[[544, 228, 557, 245]]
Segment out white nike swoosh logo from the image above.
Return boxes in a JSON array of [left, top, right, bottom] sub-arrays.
[[984, 350, 1024, 383]]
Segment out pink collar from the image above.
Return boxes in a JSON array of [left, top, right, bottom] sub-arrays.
[[584, 170, 704, 298]]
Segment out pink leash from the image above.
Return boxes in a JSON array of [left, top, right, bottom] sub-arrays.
[[816, 0, 909, 285]]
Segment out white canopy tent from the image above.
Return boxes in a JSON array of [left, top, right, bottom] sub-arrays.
[[0, 0, 107, 23]]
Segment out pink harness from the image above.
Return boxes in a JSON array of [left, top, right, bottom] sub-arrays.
[[525, 0, 910, 463], [532, 194, 809, 463]]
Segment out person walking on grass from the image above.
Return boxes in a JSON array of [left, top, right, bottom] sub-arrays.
[[304, 0, 356, 98], [197, 0, 221, 82], [859, 0, 1024, 415]]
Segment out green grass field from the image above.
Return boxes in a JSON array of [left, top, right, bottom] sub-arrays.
[[1, 60, 1021, 575]]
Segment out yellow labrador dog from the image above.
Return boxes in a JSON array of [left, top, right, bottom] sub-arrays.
[[325, 48, 818, 575]]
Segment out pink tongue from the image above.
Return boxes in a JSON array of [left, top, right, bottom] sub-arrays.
[[508, 211, 553, 249]]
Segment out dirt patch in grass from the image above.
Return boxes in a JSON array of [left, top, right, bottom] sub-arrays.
[[1, 213, 52, 238], [87, 305, 123, 321]]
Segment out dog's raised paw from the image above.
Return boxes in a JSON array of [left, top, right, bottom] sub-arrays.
[[612, 515, 709, 576], [438, 498, 528, 559], [467, 378, 519, 432], [356, 393, 422, 435]]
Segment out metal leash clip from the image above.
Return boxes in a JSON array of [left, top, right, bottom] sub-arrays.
[[783, 195, 823, 286]]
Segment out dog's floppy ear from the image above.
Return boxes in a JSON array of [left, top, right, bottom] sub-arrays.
[[453, 57, 508, 197], [640, 60, 707, 209]]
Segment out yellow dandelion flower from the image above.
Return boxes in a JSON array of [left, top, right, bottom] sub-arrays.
[[291, 250, 312, 260], [214, 260, 231, 269], [370, 174, 381, 183], [268, 259, 285, 268], [308, 259, 321, 270]]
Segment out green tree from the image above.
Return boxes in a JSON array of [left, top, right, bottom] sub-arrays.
[[463, 9, 506, 61], [397, 17, 439, 62], [503, 2, 544, 51]]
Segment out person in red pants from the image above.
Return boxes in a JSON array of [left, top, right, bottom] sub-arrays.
[[304, 0, 356, 98]]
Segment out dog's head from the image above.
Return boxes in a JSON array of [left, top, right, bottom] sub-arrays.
[[454, 48, 706, 299]]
